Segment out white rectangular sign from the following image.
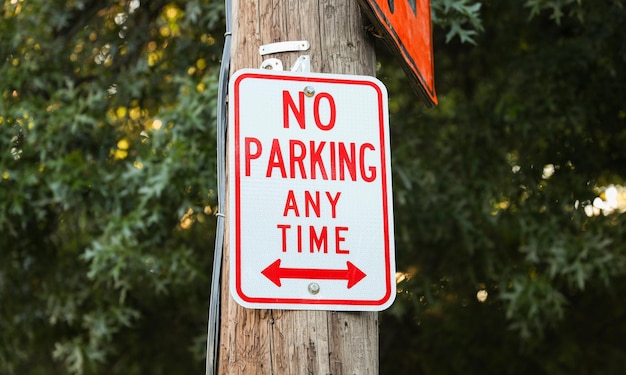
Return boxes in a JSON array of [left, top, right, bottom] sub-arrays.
[[228, 69, 395, 311]]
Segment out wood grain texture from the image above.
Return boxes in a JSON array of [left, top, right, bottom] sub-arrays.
[[219, 1, 378, 373]]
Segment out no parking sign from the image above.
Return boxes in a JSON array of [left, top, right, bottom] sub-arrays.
[[228, 69, 396, 311]]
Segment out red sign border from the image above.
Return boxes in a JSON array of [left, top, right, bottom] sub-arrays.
[[231, 71, 394, 308]]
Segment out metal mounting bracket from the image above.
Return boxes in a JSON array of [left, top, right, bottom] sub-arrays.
[[290, 55, 310, 73], [260, 58, 283, 71], [259, 40, 310, 55], [259, 40, 311, 73]]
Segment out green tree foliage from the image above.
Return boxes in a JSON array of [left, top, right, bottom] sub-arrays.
[[2, 0, 626, 374], [381, 0, 626, 373], [1, 0, 223, 373]]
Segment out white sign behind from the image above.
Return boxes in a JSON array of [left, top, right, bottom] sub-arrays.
[[229, 69, 395, 311]]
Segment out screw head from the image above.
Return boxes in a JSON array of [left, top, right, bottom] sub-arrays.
[[308, 282, 320, 295], [303, 86, 315, 97]]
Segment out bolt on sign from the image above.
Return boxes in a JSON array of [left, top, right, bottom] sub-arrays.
[[228, 69, 396, 311], [359, 0, 438, 106]]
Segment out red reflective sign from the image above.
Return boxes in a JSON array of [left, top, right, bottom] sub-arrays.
[[360, 0, 437, 106]]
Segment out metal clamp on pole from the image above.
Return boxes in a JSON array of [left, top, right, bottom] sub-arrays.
[[259, 40, 311, 72], [290, 55, 310, 73]]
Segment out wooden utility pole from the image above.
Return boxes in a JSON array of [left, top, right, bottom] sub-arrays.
[[219, 0, 379, 374]]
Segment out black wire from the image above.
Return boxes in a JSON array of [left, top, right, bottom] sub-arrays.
[[206, 0, 231, 373]]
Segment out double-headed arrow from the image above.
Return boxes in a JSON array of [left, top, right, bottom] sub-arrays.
[[261, 259, 366, 289]]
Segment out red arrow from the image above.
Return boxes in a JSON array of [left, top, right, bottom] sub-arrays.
[[261, 259, 366, 289]]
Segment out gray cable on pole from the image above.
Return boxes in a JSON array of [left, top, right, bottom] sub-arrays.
[[206, 0, 232, 373]]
